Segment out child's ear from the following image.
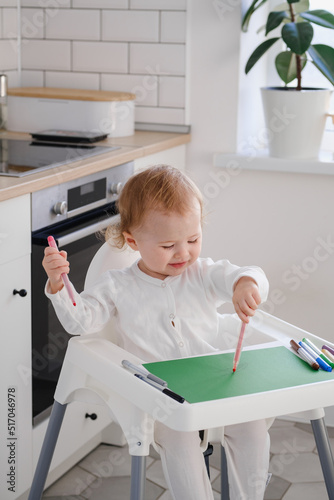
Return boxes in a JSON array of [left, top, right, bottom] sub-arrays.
[[123, 232, 139, 251]]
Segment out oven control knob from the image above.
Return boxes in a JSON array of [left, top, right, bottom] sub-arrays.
[[53, 201, 68, 215], [110, 182, 123, 195]]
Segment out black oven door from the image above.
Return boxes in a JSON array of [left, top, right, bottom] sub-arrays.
[[31, 203, 118, 425]]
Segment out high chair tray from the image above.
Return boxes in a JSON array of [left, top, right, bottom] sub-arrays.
[[57, 312, 334, 433]]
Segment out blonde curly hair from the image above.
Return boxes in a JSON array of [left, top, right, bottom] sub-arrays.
[[105, 164, 203, 249]]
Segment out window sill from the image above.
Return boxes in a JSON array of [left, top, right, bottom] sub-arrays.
[[213, 150, 334, 176]]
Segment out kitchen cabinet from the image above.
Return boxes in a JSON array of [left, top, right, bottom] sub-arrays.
[[0, 195, 32, 500]]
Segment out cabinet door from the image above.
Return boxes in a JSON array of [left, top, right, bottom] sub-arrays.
[[0, 194, 30, 265], [0, 255, 32, 499]]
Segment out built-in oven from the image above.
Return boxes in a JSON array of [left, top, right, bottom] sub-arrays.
[[31, 162, 134, 425]]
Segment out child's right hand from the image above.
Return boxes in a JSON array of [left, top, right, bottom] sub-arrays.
[[42, 247, 70, 294]]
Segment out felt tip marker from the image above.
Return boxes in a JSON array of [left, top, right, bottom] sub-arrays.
[[47, 236, 76, 306], [322, 349, 334, 364], [302, 337, 334, 369], [298, 341, 332, 372], [122, 360, 167, 387], [233, 322, 246, 373], [290, 340, 319, 370], [134, 373, 185, 403], [322, 345, 334, 358]]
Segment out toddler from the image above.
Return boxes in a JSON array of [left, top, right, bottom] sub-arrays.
[[43, 165, 270, 500]]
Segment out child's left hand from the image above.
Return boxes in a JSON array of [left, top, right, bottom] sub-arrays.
[[232, 277, 261, 323]]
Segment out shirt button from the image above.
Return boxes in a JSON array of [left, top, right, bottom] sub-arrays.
[[161, 283, 166, 288], [179, 341, 184, 347], [169, 313, 175, 319]]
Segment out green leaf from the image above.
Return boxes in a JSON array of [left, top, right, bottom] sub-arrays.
[[307, 44, 334, 86], [245, 38, 280, 74], [275, 51, 307, 83], [282, 22, 313, 54], [300, 10, 334, 29], [242, 0, 268, 32], [266, 11, 289, 35]]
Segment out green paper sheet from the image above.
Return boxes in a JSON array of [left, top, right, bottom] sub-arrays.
[[144, 346, 334, 404]]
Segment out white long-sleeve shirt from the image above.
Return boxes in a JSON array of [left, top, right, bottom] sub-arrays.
[[46, 258, 269, 362]]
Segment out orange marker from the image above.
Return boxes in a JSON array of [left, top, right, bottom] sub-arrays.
[[233, 322, 246, 372], [47, 236, 76, 306]]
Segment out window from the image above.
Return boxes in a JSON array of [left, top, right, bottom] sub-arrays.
[[299, 1, 333, 151]]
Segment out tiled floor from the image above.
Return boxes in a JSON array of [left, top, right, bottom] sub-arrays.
[[42, 418, 334, 500]]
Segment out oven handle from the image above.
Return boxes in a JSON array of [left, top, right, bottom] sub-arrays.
[[56, 214, 120, 247]]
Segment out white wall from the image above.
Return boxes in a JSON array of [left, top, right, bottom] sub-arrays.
[[15, 0, 187, 127], [187, 1, 334, 347], [0, 1, 19, 82]]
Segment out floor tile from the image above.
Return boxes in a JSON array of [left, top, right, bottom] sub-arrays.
[[269, 452, 324, 483], [43, 466, 96, 497], [158, 490, 173, 500], [269, 425, 316, 454], [42, 497, 84, 500], [146, 459, 168, 489], [208, 466, 220, 484], [264, 475, 290, 500], [80, 475, 163, 500], [282, 481, 328, 500], [211, 474, 221, 494], [78, 444, 132, 478]]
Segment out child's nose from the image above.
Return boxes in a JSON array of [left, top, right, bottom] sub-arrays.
[[174, 244, 189, 260]]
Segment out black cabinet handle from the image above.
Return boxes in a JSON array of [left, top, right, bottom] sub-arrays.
[[13, 289, 28, 297], [85, 413, 97, 421]]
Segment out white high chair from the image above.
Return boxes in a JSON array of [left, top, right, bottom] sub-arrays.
[[27, 241, 334, 500], [27, 242, 224, 500]]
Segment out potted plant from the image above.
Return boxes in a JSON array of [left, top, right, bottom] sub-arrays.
[[242, 0, 334, 159]]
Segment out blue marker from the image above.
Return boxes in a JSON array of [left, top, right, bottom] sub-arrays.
[[299, 341, 332, 372]]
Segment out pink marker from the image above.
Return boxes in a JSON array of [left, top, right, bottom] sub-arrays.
[[233, 322, 246, 372], [47, 236, 76, 306]]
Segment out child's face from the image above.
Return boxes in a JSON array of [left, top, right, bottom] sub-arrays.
[[123, 200, 202, 280]]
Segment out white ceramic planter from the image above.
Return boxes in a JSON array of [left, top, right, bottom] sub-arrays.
[[261, 87, 332, 159]]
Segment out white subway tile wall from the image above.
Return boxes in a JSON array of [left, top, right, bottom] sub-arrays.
[[0, 0, 17, 6], [0, 40, 18, 71], [21, 8, 44, 39], [45, 9, 100, 40], [3, 8, 17, 38], [22, 40, 71, 71], [0, 2, 188, 126]]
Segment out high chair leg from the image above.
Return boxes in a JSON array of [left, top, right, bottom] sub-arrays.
[[130, 455, 146, 500], [28, 401, 67, 500], [220, 445, 230, 500], [311, 416, 334, 499]]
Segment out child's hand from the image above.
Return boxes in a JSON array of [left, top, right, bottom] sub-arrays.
[[42, 247, 70, 294], [232, 277, 261, 323]]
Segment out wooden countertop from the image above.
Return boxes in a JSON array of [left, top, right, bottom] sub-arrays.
[[8, 87, 136, 102], [0, 130, 191, 202]]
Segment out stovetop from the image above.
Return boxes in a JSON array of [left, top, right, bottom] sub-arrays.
[[0, 138, 119, 177]]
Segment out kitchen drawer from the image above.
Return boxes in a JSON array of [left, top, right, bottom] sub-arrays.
[[0, 194, 31, 265], [33, 401, 113, 489]]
